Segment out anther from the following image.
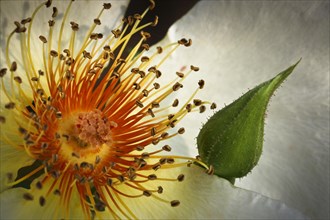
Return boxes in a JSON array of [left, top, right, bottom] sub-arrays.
[[211, 102, 217, 109], [145, 102, 157, 111], [70, 21, 79, 31], [111, 29, 121, 38], [177, 174, 185, 182], [176, 72, 184, 78], [107, 178, 113, 186], [88, 69, 96, 75], [52, 154, 58, 163], [103, 45, 111, 52], [172, 99, 179, 107], [65, 58, 74, 66], [153, 83, 160, 89], [199, 105, 206, 113], [37, 89, 44, 96], [50, 50, 58, 57], [149, 0, 155, 10], [198, 80, 205, 89], [48, 20, 55, 27], [0, 116, 5, 123], [23, 193, 34, 201], [109, 52, 115, 59], [167, 114, 174, 120], [134, 13, 142, 20], [206, 165, 214, 175], [36, 181, 43, 189], [190, 65, 199, 71], [117, 175, 125, 182], [21, 17, 32, 24], [38, 70, 44, 76], [97, 33, 103, 39], [14, 21, 21, 29], [10, 62, 17, 71], [136, 146, 144, 151], [159, 158, 167, 165], [80, 162, 89, 169], [171, 200, 180, 207], [14, 76, 22, 84], [140, 31, 151, 39], [52, 7, 58, 18], [117, 58, 126, 64], [151, 128, 156, 136], [155, 186, 163, 194], [45, 0, 52, 8], [95, 155, 101, 164], [172, 82, 183, 91], [94, 18, 101, 25], [143, 190, 152, 197], [155, 70, 162, 78], [41, 142, 48, 149], [139, 70, 146, 78], [178, 38, 189, 45], [53, 189, 61, 196], [95, 63, 103, 69], [156, 46, 163, 54], [148, 66, 156, 73], [133, 83, 140, 90], [162, 145, 171, 152], [142, 89, 149, 97], [184, 39, 192, 47], [186, 104, 192, 112], [55, 111, 62, 118], [103, 3, 112, 9], [142, 152, 150, 159], [89, 33, 97, 40], [166, 158, 175, 164], [141, 43, 150, 51], [141, 56, 149, 62], [148, 174, 157, 180], [65, 70, 74, 80], [103, 53, 110, 62], [83, 50, 92, 59], [178, 127, 185, 134], [136, 100, 144, 108], [153, 164, 161, 171], [152, 16, 158, 26], [0, 68, 7, 77], [55, 133, 61, 139], [72, 152, 80, 158], [39, 196, 46, 207], [152, 138, 160, 145], [5, 102, 15, 109], [147, 108, 155, 117], [161, 132, 169, 138], [63, 49, 70, 56], [95, 201, 106, 212], [193, 99, 202, 106], [73, 163, 79, 171]]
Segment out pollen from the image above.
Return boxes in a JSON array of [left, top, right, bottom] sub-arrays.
[[0, 0, 216, 219], [74, 109, 116, 147]]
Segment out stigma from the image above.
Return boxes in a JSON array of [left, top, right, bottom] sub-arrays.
[[0, 0, 216, 219]]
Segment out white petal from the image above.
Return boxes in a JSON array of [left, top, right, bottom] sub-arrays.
[[0, 102, 34, 192], [98, 166, 305, 219], [166, 1, 329, 219], [0, 178, 84, 220], [0, 166, 305, 219]]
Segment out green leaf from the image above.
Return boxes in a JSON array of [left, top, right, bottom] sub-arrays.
[[197, 60, 300, 180]]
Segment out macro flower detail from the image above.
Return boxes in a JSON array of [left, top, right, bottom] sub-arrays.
[[0, 0, 215, 218]]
